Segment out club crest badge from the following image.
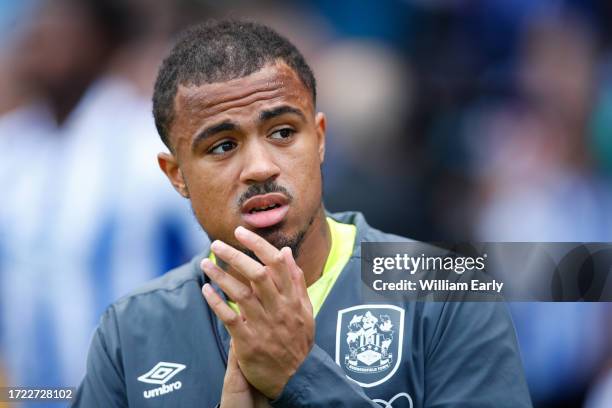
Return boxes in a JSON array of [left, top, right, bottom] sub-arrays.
[[336, 305, 404, 387]]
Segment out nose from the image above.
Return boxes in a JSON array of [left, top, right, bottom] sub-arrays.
[[239, 139, 281, 184]]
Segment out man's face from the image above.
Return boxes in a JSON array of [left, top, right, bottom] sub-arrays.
[[159, 61, 326, 255]]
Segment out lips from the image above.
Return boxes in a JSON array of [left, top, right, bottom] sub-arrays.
[[241, 192, 290, 229]]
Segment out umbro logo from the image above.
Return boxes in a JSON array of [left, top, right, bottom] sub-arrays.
[[138, 362, 186, 399]]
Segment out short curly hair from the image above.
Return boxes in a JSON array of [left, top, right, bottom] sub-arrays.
[[152, 19, 317, 150]]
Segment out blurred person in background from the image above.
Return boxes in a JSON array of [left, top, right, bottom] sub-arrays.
[[0, 364, 9, 408], [0, 1, 36, 116], [468, 9, 611, 407], [583, 4, 612, 406], [0, 0, 205, 402], [315, 41, 419, 238]]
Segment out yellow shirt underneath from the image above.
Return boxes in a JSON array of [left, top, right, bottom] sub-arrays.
[[209, 217, 356, 317]]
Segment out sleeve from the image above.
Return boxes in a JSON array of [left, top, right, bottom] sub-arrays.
[[424, 300, 532, 408], [269, 345, 379, 407], [71, 307, 128, 408]]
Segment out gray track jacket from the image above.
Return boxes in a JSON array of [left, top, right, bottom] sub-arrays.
[[73, 212, 532, 407]]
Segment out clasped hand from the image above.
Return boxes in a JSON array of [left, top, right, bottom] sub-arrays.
[[201, 226, 314, 406]]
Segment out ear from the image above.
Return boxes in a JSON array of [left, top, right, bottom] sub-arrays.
[[158, 152, 190, 198], [314, 112, 327, 164]]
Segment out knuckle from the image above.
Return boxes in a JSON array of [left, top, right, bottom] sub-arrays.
[[236, 287, 253, 302], [305, 302, 314, 315], [209, 297, 222, 310], [272, 252, 285, 266], [210, 296, 223, 308], [251, 267, 267, 283], [274, 310, 288, 325], [225, 313, 240, 327], [292, 316, 305, 329]]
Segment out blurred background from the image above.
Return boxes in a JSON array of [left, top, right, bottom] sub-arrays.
[[1, 0, 611, 407]]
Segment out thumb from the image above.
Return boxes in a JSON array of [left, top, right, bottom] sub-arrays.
[[223, 342, 249, 393]]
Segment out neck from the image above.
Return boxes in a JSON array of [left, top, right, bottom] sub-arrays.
[[295, 206, 331, 287]]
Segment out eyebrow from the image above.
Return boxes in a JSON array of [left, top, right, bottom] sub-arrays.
[[190, 105, 306, 152], [259, 105, 306, 123], [191, 121, 237, 151]]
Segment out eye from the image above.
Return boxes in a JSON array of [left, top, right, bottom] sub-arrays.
[[209, 140, 237, 155], [269, 128, 295, 140]]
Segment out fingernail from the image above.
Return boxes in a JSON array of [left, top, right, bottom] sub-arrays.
[[201, 260, 221, 278], [202, 283, 213, 296], [235, 226, 247, 237], [200, 258, 213, 270], [210, 240, 222, 252]]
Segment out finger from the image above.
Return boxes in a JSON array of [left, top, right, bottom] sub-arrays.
[[227, 342, 240, 372], [223, 341, 250, 393], [234, 226, 293, 293], [221, 343, 258, 407], [200, 258, 264, 320], [210, 240, 280, 308], [283, 247, 311, 313], [201, 259, 265, 321], [284, 247, 306, 298], [254, 392, 273, 408], [202, 283, 250, 338]]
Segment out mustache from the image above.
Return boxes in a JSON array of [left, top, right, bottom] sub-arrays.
[[236, 180, 294, 208]]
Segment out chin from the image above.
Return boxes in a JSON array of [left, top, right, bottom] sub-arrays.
[[255, 222, 293, 247], [238, 222, 307, 262]]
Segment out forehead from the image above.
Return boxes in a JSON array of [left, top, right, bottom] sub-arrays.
[[170, 62, 313, 146]]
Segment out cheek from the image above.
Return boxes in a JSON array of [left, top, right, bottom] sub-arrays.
[[183, 162, 239, 221], [286, 138, 323, 205]]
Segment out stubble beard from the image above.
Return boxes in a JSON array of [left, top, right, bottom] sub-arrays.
[[194, 203, 320, 265]]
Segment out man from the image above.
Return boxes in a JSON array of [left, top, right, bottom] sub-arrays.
[[74, 20, 532, 407]]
